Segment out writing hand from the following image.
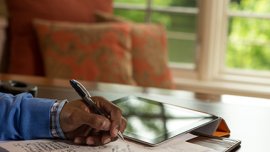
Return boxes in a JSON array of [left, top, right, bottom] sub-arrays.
[[60, 96, 127, 145]]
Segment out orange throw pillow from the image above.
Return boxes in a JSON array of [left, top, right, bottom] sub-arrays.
[[33, 19, 135, 85], [131, 24, 174, 89], [95, 12, 174, 89], [6, 0, 113, 75]]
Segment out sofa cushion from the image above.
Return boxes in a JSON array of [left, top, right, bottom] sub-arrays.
[[6, 0, 113, 75], [95, 12, 174, 89], [33, 19, 135, 85]]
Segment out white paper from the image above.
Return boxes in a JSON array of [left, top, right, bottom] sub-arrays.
[[0, 134, 217, 152]]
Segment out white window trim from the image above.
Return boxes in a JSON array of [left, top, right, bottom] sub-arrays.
[[114, 0, 270, 99], [174, 0, 270, 99]]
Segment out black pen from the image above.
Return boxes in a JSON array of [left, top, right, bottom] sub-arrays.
[[69, 79, 125, 141]]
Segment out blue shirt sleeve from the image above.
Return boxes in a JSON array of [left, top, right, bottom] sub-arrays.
[[0, 92, 55, 140]]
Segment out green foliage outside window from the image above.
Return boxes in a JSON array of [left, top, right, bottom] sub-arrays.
[[114, 0, 270, 71], [114, 0, 197, 64], [227, 0, 270, 71]]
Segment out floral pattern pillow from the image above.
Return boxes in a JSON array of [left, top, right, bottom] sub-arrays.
[[131, 24, 174, 89], [7, 0, 113, 75], [33, 19, 136, 85], [95, 12, 174, 89]]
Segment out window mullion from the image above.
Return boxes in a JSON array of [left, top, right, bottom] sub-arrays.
[[145, 0, 152, 23], [197, 0, 229, 81]]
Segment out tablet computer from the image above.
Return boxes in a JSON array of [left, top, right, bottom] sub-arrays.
[[112, 96, 220, 146]]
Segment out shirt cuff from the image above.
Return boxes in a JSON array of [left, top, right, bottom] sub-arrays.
[[50, 99, 68, 139]]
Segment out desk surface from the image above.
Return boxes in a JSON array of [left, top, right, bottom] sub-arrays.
[[1, 74, 270, 152]]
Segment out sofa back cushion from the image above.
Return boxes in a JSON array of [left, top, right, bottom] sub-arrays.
[[6, 0, 113, 75]]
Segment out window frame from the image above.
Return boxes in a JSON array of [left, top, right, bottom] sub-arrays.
[[193, 0, 270, 98], [114, 0, 270, 99]]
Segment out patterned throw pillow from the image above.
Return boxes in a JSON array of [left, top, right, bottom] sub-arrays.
[[33, 19, 136, 85], [131, 24, 174, 89], [6, 0, 113, 75], [95, 12, 174, 89]]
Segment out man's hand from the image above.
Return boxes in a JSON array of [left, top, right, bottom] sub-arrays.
[[60, 96, 127, 145]]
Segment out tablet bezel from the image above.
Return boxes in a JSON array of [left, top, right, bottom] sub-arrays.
[[112, 96, 220, 146]]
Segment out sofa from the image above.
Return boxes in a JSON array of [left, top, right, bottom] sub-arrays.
[[3, 0, 174, 89]]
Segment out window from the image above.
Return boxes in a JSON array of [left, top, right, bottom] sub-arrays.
[[114, 0, 270, 99], [227, 0, 270, 72], [222, 0, 270, 87], [114, 0, 198, 69]]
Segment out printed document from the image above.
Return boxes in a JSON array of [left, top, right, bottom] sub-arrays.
[[0, 134, 218, 152]]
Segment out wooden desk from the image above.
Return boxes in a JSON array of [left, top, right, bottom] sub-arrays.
[[1, 74, 270, 152]]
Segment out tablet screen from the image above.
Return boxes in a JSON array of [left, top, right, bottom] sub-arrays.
[[113, 96, 219, 146]]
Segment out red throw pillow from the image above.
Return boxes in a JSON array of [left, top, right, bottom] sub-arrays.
[[95, 12, 174, 89], [6, 0, 113, 75], [33, 19, 136, 85]]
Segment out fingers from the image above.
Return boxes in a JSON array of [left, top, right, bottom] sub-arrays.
[[119, 117, 127, 133], [61, 106, 111, 133], [61, 97, 126, 144], [91, 96, 126, 138], [110, 110, 122, 138], [111, 117, 127, 138], [65, 125, 91, 140], [74, 136, 102, 145], [73, 132, 113, 145]]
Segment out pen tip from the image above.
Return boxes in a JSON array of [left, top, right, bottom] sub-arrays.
[[70, 79, 76, 83], [69, 79, 76, 86]]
